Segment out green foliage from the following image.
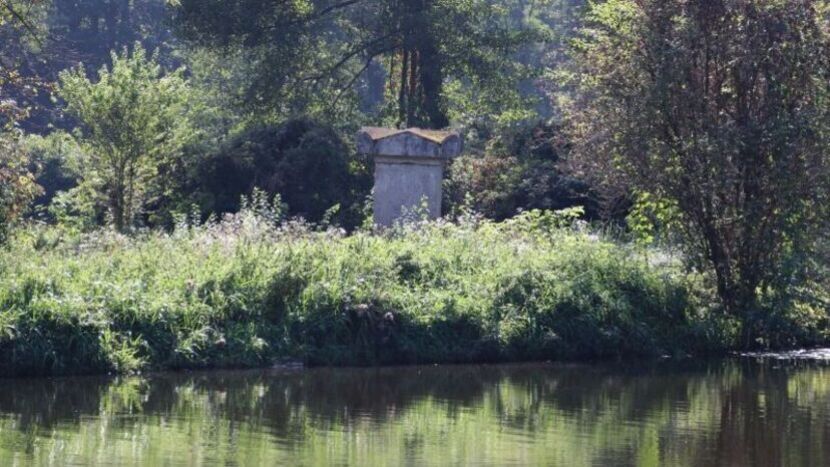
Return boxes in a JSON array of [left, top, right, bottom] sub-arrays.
[[446, 123, 598, 220], [561, 0, 830, 344], [0, 132, 40, 243], [3, 0, 829, 366], [0, 1, 46, 243], [22, 132, 83, 219], [57, 45, 197, 231], [626, 192, 681, 246], [0, 208, 731, 376], [46, 0, 173, 70], [189, 118, 371, 229], [172, 0, 546, 129]]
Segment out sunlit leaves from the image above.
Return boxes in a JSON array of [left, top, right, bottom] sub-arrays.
[[57, 44, 198, 231]]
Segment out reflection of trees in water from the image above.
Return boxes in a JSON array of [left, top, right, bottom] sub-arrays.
[[0, 361, 827, 465], [713, 360, 830, 467], [0, 376, 111, 429]]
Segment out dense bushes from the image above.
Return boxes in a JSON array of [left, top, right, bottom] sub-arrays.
[[191, 119, 372, 229], [446, 123, 602, 220], [20, 117, 374, 232], [0, 207, 735, 376]]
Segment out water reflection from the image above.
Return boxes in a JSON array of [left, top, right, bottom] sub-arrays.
[[0, 360, 827, 466]]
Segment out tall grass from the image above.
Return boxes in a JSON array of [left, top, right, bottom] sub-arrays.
[[0, 207, 728, 375]]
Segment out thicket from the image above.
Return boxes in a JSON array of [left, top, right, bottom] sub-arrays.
[[0, 205, 742, 376]]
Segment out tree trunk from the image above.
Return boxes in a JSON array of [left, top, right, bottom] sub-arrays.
[[112, 182, 125, 233], [416, 22, 447, 128], [395, 0, 449, 129], [705, 229, 763, 349], [398, 49, 409, 128], [111, 159, 128, 233], [125, 160, 137, 232]]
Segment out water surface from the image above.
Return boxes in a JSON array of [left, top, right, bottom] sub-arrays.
[[0, 358, 828, 466]]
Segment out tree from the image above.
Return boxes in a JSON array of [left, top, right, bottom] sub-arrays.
[[171, 0, 542, 129], [0, 0, 40, 25], [0, 1, 45, 242], [0, 0, 47, 126], [0, 0, 176, 132], [57, 45, 195, 231], [561, 0, 830, 343]]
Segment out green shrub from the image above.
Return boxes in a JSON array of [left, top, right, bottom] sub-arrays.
[[0, 207, 734, 376], [0, 133, 41, 244], [446, 123, 601, 221], [191, 118, 371, 229]]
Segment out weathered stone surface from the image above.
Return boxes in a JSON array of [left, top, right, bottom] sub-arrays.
[[357, 127, 463, 159], [357, 127, 462, 227], [373, 157, 444, 226]]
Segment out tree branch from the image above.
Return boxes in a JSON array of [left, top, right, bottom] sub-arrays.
[[311, 0, 364, 21], [1, 0, 41, 44], [303, 31, 398, 83], [330, 58, 373, 107]]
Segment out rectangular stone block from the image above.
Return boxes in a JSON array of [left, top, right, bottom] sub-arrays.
[[373, 157, 444, 227], [357, 127, 462, 228]]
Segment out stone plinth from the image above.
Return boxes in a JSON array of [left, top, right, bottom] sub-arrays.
[[357, 127, 463, 227]]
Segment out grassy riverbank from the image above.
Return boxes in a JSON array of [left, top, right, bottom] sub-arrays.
[[0, 208, 815, 376]]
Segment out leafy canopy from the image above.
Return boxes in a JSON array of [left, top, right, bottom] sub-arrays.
[[172, 0, 545, 129], [562, 0, 830, 342], [57, 45, 196, 231]]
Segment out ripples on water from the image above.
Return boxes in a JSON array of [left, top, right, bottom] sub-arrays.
[[0, 355, 829, 466]]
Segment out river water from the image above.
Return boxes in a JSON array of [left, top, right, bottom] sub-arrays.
[[0, 357, 828, 466]]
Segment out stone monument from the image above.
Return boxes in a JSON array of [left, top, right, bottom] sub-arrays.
[[357, 127, 463, 227]]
